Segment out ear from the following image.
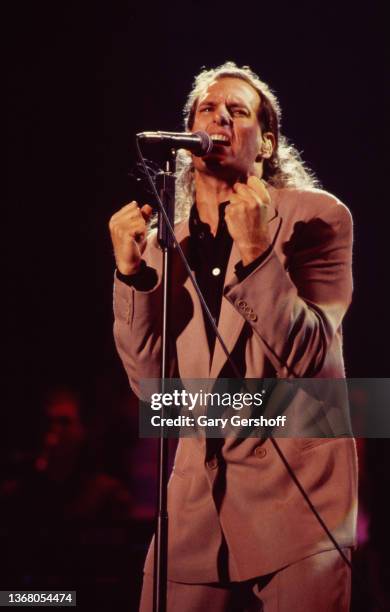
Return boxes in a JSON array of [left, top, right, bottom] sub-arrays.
[[256, 131, 275, 161], [261, 132, 275, 159]]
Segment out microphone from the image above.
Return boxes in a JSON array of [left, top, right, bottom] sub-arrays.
[[136, 130, 229, 157]]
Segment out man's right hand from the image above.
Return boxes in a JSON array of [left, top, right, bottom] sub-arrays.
[[109, 202, 153, 275]]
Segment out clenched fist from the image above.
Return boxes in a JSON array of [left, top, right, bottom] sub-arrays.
[[225, 176, 271, 266], [109, 201, 153, 275]]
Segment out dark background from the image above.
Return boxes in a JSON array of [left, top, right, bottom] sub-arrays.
[[4, 1, 389, 610]]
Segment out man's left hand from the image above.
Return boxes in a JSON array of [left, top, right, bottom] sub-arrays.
[[225, 176, 271, 266]]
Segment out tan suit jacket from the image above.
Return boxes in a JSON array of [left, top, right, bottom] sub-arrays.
[[113, 186, 358, 583]]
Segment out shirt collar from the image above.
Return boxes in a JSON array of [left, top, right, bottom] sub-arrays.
[[189, 201, 230, 240]]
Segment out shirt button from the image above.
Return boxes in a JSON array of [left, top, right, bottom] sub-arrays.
[[206, 458, 218, 470], [254, 446, 267, 459], [212, 267, 221, 276], [198, 232, 205, 239]]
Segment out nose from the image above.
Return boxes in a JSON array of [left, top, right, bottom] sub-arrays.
[[212, 105, 232, 127]]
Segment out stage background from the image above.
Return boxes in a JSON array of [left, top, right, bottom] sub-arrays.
[[4, 1, 388, 610]]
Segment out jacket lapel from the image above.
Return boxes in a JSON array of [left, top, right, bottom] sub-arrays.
[[174, 219, 211, 378], [210, 187, 282, 378]]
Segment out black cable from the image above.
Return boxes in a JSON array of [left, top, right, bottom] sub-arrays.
[[269, 437, 352, 569], [135, 138, 352, 569]]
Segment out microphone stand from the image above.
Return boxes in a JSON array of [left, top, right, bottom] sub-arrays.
[[153, 152, 176, 612]]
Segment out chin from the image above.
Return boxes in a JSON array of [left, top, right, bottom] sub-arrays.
[[203, 157, 247, 178]]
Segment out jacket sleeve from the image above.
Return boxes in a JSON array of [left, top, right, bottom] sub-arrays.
[[113, 221, 180, 399], [113, 271, 164, 397], [223, 199, 353, 377]]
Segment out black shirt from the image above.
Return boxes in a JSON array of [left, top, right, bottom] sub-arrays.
[[188, 202, 232, 355]]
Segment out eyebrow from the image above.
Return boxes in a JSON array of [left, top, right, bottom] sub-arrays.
[[198, 99, 251, 110]]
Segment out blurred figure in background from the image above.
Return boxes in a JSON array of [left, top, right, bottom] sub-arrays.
[[1, 388, 133, 522]]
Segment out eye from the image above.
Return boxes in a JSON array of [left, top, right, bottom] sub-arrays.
[[199, 105, 212, 113], [231, 108, 248, 117]]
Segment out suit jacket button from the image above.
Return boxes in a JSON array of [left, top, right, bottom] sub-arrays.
[[236, 299, 248, 310], [254, 446, 267, 459], [206, 458, 218, 470], [248, 312, 258, 322]]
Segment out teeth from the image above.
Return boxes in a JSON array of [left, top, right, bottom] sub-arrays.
[[210, 134, 230, 142]]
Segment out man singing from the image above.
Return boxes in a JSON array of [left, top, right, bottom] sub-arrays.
[[109, 62, 357, 611]]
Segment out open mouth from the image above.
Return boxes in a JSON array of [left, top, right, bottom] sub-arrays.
[[210, 134, 231, 146]]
